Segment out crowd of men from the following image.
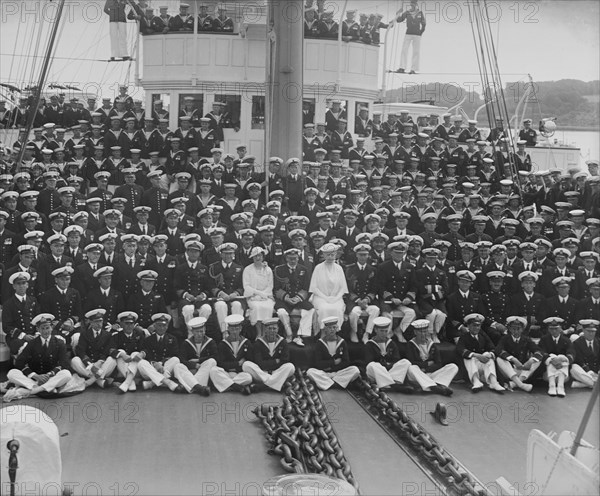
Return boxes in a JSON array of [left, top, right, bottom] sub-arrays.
[[0, 90, 599, 402]]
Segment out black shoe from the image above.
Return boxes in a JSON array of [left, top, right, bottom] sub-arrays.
[[230, 383, 244, 393], [392, 383, 414, 394], [430, 384, 453, 397], [409, 70, 416, 74], [122, 56, 131, 61], [430, 402, 448, 426], [174, 385, 186, 394], [396, 68, 405, 73], [191, 384, 210, 396], [242, 385, 252, 395]]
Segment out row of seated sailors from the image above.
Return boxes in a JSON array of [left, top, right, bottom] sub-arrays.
[[2, 311, 598, 400]]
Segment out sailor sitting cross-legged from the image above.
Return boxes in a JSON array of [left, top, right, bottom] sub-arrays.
[[172, 316, 216, 396], [137, 313, 181, 392], [110, 311, 147, 393], [569, 319, 599, 389], [306, 316, 360, 390], [538, 317, 571, 397], [365, 316, 414, 393], [242, 317, 295, 391], [495, 316, 543, 392], [209, 314, 255, 395], [455, 313, 505, 393], [6, 313, 73, 398], [71, 308, 117, 389], [404, 319, 458, 396]]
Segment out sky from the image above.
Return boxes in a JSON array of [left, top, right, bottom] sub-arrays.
[[0, 0, 598, 103]]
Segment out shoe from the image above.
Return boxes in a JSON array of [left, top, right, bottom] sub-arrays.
[[112, 381, 123, 389], [229, 383, 244, 393], [1, 381, 10, 393], [571, 381, 588, 389], [430, 384, 453, 397], [174, 385, 187, 394], [143, 381, 155, 390], [489, 383, 505, 394], [556, 385, 566, 397], [520, 383, 533, 393], [471, 385, 483, 393], [96, 379, 106, 389], [395, 68, 405, 73], [242, 385, 252, 395], [293, 337, 305, 347], [118, 383, 128, 394], [105, 378, 114, 387], [409, 70, 416, 74], [430, 402, 448, 426], [128, 382, 137, 392], [391, 383, 414, 394], [191, 384, 210, 396], [507, 381, 516, 391], [110, 57, 115, 61], [547, 384, 557, 397]]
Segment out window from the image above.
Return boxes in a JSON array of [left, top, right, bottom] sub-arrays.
[[178, 94, 204, 126], [251, 96, 265, 129], [215, 94, 241, 129], [302, 98, 316, 126]]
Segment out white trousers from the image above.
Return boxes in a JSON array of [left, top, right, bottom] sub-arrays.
[[71, 357, 117, 380], [571, 364, 598, 387], [109, 22, 129, 58], [384, 306, 416, 342], [173, 358, 216, 392], [214, 301, 244, 333], [312, 297, 345, 329], [247, 299, 275, 325], [366, 359, 411, 388], [277, 308, 315, 337], [496, 358, 540, 382], [116, 357, 140, 378], [349, 305, 380, 336], [137, 357, 180, 386], [424, 309, 446, 339], [464, 358, 498, 384], [182, 304, 212, 327], [242, 361, 295, 391], [209, 367, 253, 392], [546, 360, 569, 380], [7, 369, 72, 392], [400, 34, 421, 71], [406, 363, 458, 390], [306, 366, 360, 390]]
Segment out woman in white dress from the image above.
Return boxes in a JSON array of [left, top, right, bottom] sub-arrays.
[[243, 247, 275, 336], [309, 243, 349, 328]]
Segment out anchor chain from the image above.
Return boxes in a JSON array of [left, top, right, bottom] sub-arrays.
[[354, 377, 490, 496], [253, 371, 359, 491]]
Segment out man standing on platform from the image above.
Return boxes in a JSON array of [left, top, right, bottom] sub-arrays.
[[104, 0, 132, 61], [390, 0, 426, 75]]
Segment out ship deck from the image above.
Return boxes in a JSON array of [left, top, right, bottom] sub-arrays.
[[6, 382, 598, 495]]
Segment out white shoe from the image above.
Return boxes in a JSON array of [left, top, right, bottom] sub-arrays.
[[0, 381, 10, 393], [548, 384, 557, 396], [128, 382, 137, 391], [520, 383, 533, 392], [571, 380, 589, 389], [163, 379, 178, 391], [142, 381, 155, 390], [95, 379, 106, 389], [556, 385, 566, 397], [489, 382, 505, 392], [293, 337, 305, 347]]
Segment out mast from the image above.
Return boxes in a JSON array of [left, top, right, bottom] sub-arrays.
[[14, 0, 67, 167], [265, 0, 303, 167]]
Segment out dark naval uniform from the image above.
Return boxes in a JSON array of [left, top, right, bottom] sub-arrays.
[[446, 290, 485, 340], [109, 328, 146, 357], [345, 262, 377, 311], [75, 327, 113, 365], [126, 290, 168, 328], [14, 335, 70, 375], [141, 332, 180, 362], [216, 338, 253, 372], [84, 287, 125, 324], [208, 261, 244, 297], [251, 337, 291, 372], [1, 294, 41, 354], [273, 263, 313, 312]]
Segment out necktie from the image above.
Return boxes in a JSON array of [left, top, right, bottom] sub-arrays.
[[92, 265, 96, 271], [142, 226, 147, 235], [94, 331, 99, 339], [589, 342, 594, 350], [43, 339, 48, 349], [129, 259, 134, 268]]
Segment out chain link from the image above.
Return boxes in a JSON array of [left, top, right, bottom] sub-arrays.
[[353, 378, 491, 496], [253, 371, 360, 491]]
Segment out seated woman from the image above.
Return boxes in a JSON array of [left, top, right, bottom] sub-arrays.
[[309, 242, 349, 329], [242, 246, 275, 337]]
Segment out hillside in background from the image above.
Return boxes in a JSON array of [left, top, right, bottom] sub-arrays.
[[385, 79, 600, 128]]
